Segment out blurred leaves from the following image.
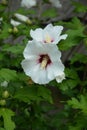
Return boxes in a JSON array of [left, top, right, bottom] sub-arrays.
[[2, 44, 25, 55], [70, 53, 87, 64], [0, 68, 17, 82], [59, 17, 83, 29], [58, 17, 86, 50], [67, 95, 87, 114], [42, 8, 58, 18], [0, 1, 87, 130], [0, 108, 15, 130], [72, 1, 87, 13], [14, 86, 53, 104], [59, 68, 80, 91], [0, 22, 11, 40]]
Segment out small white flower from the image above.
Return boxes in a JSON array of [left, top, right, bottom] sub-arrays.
[[21, 40, 65, 84], [30, 23, 67, 44], [1, 81, 8, 87], [14, 13, 31, 24], [21, 0, 36, 8], [11, 19, 21, 27], [49, 0, 62, 8], [0, 17, 3, 24], [56, 72, 65, 83], [0, 17, 3, 22]]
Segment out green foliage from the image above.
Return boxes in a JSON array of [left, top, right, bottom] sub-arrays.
[[72, 1, 87, 13], [0, 1, 87, 130], [0, 128, 5, 130], [69, 114, 87, 130], [70, 53, 87, 64], [2, 44, 25, 55], [58, 18, 86, 50], [50, 111, 68, 129], [42, 8, 58, 18], [67, 95, 87, 114], [0, 68, 17, 82], [0, 108, 15, 130], [14, 86, 53, 104], [57, 68, 80, 91], [0, 22, 11, 40], [59, 17, 83, 29]]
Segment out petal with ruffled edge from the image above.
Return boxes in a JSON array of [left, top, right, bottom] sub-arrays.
[[56, 72, 65, 83], [21, 40, 65, 84], [30, 23, 67, 44], [21, 59, 50, 84], [30, 29, 43, 42], [47, 60, 65, 80]]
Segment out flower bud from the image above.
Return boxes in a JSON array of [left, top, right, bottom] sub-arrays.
[[2, 90, 9, 99], [27, 78, 34, 85], [0, 99, 6, 106], [26, 19, 32, 25], [13, 27, 19, 33], [8, 28, 13, 33]]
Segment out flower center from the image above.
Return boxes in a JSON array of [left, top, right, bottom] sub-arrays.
[[44, 34, 53, 43], [38, 54, 51, 69]]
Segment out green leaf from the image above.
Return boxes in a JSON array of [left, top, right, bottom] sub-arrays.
[[69, 125, 81, 130], [50, 112, 68, 128], [59, 17, 83, 29], [0, 53, 4, 60], [0, 128, 5, 130], [58, 17, 86, 50], [3, 44, 25, 54], [59, 27, 86, 50], [0, 4, 6, 11], [42, 8, 57, 18], [16, 8, 36, 15], [0, 68, 17, 81], [59, 68, 80, 90], [59, 79, 78, 91], [37, 86, 53, 103], [70, 53, 87, 64], [14, 86, 53, 103], [0, 22, 11, 40], [67, 95, 87, 114], [69, 114, 87, 130], [0, 108, 15, 130], [14, 86, 40, 103], [65, 68, 79, 80], [72, 1, 87, 13]]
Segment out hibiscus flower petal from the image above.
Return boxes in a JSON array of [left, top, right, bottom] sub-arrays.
[[30, 29, 43, 41]]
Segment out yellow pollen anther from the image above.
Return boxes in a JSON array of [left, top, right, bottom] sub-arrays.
[[45, 34, 51, 43], [40, 56, 48, 69]]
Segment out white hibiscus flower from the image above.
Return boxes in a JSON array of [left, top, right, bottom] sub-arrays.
[[21, 40, 65, 84], [11, 19, 21, 27], [21, 0, 36, 8], [30, 24, 67, 44], [10, 19, 21, 33], [14, 13, 32, 24], [49, 0, 62, 8]]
